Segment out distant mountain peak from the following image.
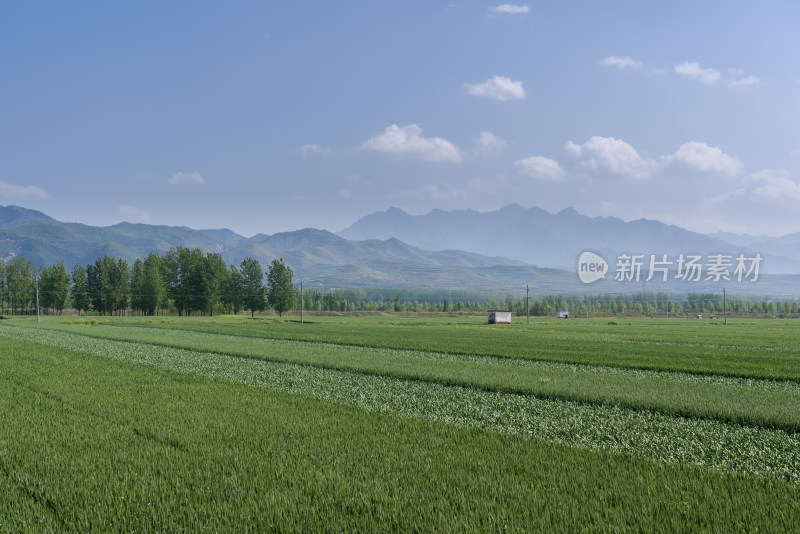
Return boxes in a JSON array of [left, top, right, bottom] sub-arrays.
[[337, 203, 798, 274], [500, 203, 528, 213], [0, 204, 55, 225], [2, 204, 800, 289], [384, 206, 409, 216], [556, 207, 580, 217]]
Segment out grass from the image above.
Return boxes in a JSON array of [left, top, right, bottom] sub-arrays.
[[3, 323, 800, 482], [93, 314, 800, 381], [1, 335, 799, 531], [2, 315, 800, 530], [17, 321, 800, 433]]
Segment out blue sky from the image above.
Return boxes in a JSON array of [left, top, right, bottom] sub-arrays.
[[2, 1, 799, 237]]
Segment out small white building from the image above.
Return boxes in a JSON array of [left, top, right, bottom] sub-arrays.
[[557, 311, 570, 319], [488, 310, 512, 324]]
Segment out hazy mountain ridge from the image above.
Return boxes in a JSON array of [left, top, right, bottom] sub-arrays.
[[0, 205, 533, 290], [710, 231, 800, 266], [2, 204, 799, 293], [339, 204, 800, 274], [0, 205, 55, 226]]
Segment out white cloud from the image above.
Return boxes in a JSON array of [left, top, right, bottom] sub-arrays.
[[703, 187, 747, 206], [675, 63, 759, 87], [299, 144, 331, 157], [118, 204, 150, 222], [565, 136, 660, 179], [474, 131, 508, 156], [675, 61, 722, 85], [746, 170, 800, 201], [662, 142, 743, 174], [465, 75, 526, 101], [599, 56, 643, 70], [683, 170, 800, 235], [362, 124, 463, 163], [565, 137, 743, 179], [729, 75, 760, 87], [168, 171, 205, 186], [491, 4, 530, 14], [514, 156, 565, 181], [699, 170, 800, 235], [0, 181, 48, 199]]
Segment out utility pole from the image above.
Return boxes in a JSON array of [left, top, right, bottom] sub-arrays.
[[723, 288, 727, 325], [526, 285, 529, 325], [33, 273, 40, 323], [300, 280, 304, 324]]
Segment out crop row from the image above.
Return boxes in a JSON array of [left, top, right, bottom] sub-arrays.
[[44, 322, 800, 390], [99, 316, 800, 381], [4, 335, 799, 531], [3, 324, 799, 482], [24, 322, 800, 433]]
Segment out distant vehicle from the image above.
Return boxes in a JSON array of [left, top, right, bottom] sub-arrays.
[[488, 311, 512, 324]]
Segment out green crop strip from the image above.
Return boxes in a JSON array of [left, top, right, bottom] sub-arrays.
[[97, 316, 800, 381], [3, 336, 799, 531], [3, 324, 800, 484], [20, 322, 800, 433]]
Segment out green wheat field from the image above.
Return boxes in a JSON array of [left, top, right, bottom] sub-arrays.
[[2, 314, 799, 531]]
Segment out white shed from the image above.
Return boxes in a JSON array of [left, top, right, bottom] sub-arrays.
[[488, 310, 512, 324], [557, 311, 570, 319]]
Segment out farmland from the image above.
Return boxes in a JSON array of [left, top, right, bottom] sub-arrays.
[[1, 315, 800, 531]]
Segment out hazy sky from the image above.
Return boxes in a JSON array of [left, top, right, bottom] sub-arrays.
[[2, 1, 799, 237]]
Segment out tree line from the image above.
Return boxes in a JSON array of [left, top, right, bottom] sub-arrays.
[[0, 249, 295, 317], [283, 289, 799, 318], [1, 254, 797, 318]]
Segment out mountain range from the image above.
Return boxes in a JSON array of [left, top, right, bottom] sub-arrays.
[[0, 205, 550, 291], [339, 204, 800, 275], [1, 204, 798, 295]]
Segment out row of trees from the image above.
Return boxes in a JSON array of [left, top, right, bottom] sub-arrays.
[[2, 255, 798, 318], [298, 290, 800, 318], [0, 249, 296, 317]]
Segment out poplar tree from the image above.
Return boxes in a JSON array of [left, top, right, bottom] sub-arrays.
[[205, 252, 228, 316], [240, 257, 267, 318], [131, 254, 164, 316], [6, 257, 34, 314], [71, 264, 89, 315], [0, 260, 5, 314], [39, 261, 69, 314], [267, 258, 296, 318], [164, 247, 208, 316], [221, 264, 245, 314]]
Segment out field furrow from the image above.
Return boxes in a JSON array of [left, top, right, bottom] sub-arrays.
[[3, 323, 800, 483], [19, 322, 800, 433], [3, 333, 798, 531], [98, 316, 800, 381]]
